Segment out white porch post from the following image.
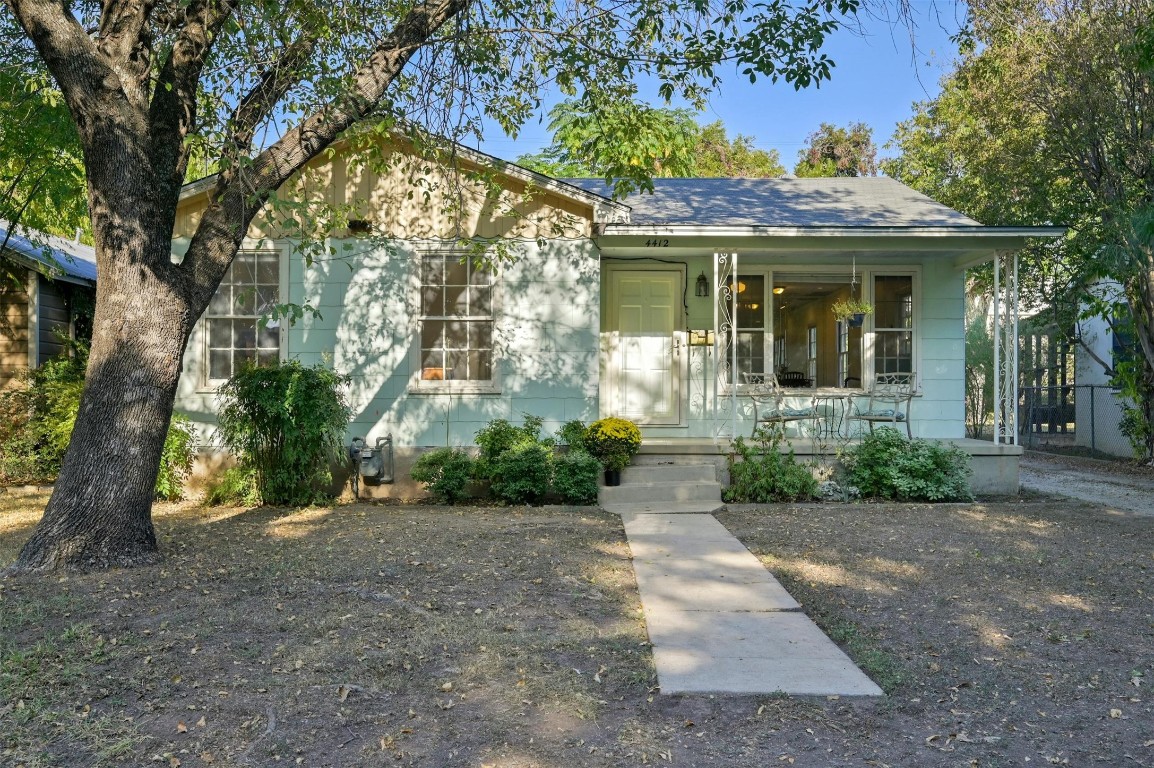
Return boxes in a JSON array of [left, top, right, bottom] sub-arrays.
[[712, 251, 738, 439], [993, 250, 1020, 444]]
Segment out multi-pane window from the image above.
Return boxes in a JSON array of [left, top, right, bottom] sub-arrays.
[[874, 275, 914, 374], [806, 325, 818, 384], [724, 274, 766, 381], [205, 251, 279, 383], [420, 253, 493, 382]]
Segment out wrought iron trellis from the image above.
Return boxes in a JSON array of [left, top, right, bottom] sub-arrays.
[[993, 250, 1020, 444], [712, 251, 738, 440]]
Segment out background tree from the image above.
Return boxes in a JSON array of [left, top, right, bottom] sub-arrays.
[[516, 101, 784, 184], [1, 0, 862, 573], [793, 121, 878, 176], [0, 67, 87, 241], [884, 0, 1154, 458]]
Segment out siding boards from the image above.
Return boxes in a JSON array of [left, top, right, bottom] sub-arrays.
[[1, 261, 30, 389], [36, 275, 71, 364]]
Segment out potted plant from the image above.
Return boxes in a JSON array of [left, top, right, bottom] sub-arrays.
[[831, 297, 873, 327], [584, 417, 642, 486]]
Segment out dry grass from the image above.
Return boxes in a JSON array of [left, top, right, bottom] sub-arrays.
[[3, 489, 1153, 766]]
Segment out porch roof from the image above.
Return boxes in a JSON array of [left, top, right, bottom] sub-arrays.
[[0, 220, 97, 285]]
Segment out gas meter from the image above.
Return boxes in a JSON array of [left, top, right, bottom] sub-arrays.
[[349, 434, 394, 498]]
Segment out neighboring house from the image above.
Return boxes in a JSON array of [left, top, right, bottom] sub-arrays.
[[1073, 280, 1135, 457], [0, 222, 96, 389], [171, 140, 1058, 492]]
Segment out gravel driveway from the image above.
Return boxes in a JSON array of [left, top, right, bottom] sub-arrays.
[[1019, 450, 1154, 516]]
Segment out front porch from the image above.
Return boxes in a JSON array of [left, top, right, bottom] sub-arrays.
[[631, 437, 1024, 496]]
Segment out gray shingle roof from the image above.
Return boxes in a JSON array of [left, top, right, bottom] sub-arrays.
[[561, 176, 982, 228], [0, 221, 97, 284]]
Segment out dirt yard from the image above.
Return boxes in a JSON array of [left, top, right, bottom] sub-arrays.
[[2, 488, 1152, 767]]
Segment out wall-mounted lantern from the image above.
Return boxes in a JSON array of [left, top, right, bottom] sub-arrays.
[[695, 271, 710, 297]]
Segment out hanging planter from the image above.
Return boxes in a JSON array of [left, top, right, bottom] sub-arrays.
[[832, 297, 873, 325]]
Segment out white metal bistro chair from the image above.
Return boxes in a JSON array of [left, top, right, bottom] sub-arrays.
[[848, 372, 917, 438], [742, 372, 819, 438]]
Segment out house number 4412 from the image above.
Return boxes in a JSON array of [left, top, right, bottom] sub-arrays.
[[645, 238, 670, 247]]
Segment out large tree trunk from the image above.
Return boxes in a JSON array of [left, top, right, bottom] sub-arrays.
[[8, 222, 196, 573]]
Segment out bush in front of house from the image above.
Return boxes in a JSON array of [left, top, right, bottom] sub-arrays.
[[490, 442, 554, 505], [411, 447, 474, 503], [203, 465, 261, 507], [557, 419, 590, 452], [842, 426, 973, 502], [723, 426, 819, 503], [552, 448, 601, 505], [473, 414, 550, 482], [215, 360, 351, 506]]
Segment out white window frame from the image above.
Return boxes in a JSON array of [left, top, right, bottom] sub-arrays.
[[200, 248, 285, 389], [409, 247, 501, 395], [868, 271, 919, 381]]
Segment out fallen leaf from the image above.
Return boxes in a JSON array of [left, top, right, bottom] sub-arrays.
[[196, 716, 206, 728], [176, 721, 188, 734], [1110, 709, 1122, 718]]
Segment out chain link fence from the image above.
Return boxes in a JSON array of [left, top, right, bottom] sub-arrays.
[[1017, 384, 1134, 457]]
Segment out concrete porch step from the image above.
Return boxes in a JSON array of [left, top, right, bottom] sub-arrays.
[[621, 463, 717, 484], [608, 500, 726, 515], [600, 479, 723, 506]]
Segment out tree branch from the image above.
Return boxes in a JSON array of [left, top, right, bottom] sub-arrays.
[[148, 0, 237, 218], [181, 0, 468, 304]]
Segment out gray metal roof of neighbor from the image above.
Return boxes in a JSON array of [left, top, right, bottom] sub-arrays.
[[561, 176, 984, 228], [0, 221, 97, 284]]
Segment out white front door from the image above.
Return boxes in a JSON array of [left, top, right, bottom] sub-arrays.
[[606, 270, 683, 425]]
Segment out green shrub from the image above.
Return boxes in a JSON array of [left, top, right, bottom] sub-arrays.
[[557, 419, 589, 452], [723, 427, 818, 503], [552, 449, 600, 505], [411, 448, 474, 503], [842, 427, 973, 502], [156, 414, 198, 501], [490, 442, 553, 505], [474, 414, 547, 481], [215, 361, 351, 506], [203, 465, 260, 507]]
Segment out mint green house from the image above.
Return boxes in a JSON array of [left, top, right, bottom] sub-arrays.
[[171, 141, 1059, 494]]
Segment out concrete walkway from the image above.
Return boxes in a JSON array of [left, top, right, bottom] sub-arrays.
[[615, 508, 883, 696]]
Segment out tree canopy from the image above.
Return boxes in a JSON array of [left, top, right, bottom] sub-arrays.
[[515, 100, 785, 187], [793, 121, 878, 177], [885, 0, 1154, 457], [0, 0, 864, 573]]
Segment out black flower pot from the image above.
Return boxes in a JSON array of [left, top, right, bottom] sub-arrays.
[[604, 469, 622, 486]]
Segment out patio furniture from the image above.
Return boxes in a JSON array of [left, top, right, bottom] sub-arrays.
[[777, 370, 812, 388], [849, 372, 917, 438], [743, 372, 819, 438]]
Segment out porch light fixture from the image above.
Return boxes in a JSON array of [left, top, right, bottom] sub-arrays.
[[773, 286, 785, 295], [695, 271, 710, 297]]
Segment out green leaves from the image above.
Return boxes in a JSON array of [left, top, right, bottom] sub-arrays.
[[215, 361, 352, 506]]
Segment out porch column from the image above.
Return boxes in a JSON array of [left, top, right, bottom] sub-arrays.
[[993, 250, 1020, 444], [713, 251, 738, 439]]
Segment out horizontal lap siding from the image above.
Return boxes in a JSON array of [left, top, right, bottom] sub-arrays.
[[0, 262, 30, 389], [917, 260, 965, 438], [36, 276, 71, 365]]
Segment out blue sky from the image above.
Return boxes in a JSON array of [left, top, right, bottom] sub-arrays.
[[476, 1, 966, 169]]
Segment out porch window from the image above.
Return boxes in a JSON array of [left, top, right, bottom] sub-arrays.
[[419, 253, 493, 382], [723, 274, 765, 381], [204, 250, 280, 385], [873, 275, 914, 374]]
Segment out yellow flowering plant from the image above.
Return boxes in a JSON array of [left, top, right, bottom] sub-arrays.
[[585, 417, 642, 472]]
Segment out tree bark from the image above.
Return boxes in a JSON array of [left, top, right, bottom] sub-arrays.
[[9, 243, 194, 572]]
